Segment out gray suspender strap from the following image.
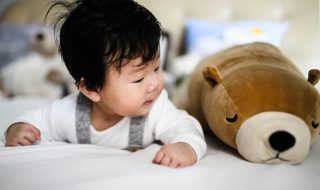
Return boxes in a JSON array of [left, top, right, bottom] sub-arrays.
[[76, 93, 91, 144], [75, 92, 146, 149], [124, 116, 146, 152]]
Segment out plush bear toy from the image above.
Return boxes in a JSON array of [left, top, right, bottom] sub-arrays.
[[0, 25, 74, 99], [174, 42, 320, 164]]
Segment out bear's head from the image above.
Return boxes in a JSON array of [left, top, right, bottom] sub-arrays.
[[186, 42, 320, 164]]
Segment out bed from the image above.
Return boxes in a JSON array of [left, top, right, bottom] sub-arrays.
[[0, 98, 320, 190], [1, 0, 319, 189]]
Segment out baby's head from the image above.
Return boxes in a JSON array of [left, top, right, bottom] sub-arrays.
[[49, 0, 163, 90], [49, 0, 164, 116]]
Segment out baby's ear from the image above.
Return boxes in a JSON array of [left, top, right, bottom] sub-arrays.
[[202, 65, 222, 86], [79, 78, 100, 102]]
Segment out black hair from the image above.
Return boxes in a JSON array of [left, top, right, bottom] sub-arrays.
[[46, 0, 163, 90]]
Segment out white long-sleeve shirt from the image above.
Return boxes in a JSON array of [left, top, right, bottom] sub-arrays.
[[7, 90, 207, 160]]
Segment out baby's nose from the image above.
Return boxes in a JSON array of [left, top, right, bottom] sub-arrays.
[[147, 74, 159, 92]]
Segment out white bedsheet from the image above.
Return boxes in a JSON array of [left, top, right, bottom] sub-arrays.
[[0, 136, 319, 190], [0, 98, 320, 190]]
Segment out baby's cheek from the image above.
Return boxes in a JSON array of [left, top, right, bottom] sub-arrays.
[[159, 74, 165, 90]]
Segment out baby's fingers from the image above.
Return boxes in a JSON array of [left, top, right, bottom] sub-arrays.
[[28, 126, 41, 140], [160, 154, 171, 166], [5, 137, 29, 146], [153, 151, 165, 164], [169, 159, 180, 168], [24, 132, 38, 143], [19, 138, 33, 146], [153, 150, 177, 167]]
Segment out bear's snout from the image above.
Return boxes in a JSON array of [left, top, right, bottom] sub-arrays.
[[269, 131, 296, 152], [236, 112, 310, 164]]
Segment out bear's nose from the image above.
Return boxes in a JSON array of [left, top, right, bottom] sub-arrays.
[[269, 131, 296, 152]]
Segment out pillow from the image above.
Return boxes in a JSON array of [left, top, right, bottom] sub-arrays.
[[170, 19, 289, 78], [186, 19, 289, 57]]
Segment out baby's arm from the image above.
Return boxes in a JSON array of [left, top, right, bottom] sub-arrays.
[[152, 142, 197, 168], [5, 123, 41, 146], [150, 90, 207, 168], [3, 95, 74, 146]]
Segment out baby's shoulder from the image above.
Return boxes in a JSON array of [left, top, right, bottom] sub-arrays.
[[51, 92, 79, 113]]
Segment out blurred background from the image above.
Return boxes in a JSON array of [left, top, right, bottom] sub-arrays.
[[0, 0, 319, 101]]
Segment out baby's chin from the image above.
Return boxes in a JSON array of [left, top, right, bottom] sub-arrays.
[[130, 100, 155, 116]]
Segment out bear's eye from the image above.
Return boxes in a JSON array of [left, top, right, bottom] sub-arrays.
[[311, 121, 319, 129], [226, 114, 238, 123]]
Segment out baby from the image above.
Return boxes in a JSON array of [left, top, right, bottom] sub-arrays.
[[4, 0, 207, 168]]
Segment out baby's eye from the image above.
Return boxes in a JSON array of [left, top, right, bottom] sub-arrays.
[[226, 114, 238, 123], [132, 78, 144, 83], [154, 66, 160, 72]]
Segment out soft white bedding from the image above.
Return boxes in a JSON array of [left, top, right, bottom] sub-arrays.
[[0, 98, 320, 190]]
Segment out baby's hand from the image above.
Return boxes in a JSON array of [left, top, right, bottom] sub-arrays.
[[5, 123, 41, 147], [153, 142, 197, 168]]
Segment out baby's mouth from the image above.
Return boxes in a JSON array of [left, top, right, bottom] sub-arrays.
[[144, 93, 159, 106], [143, 100, 153, 106]]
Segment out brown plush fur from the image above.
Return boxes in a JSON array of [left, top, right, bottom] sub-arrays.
[[175, 42, 320, 149]]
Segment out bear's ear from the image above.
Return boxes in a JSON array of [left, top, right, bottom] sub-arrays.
[[203, 66, 222, 86], [307, 69, 320, 86]]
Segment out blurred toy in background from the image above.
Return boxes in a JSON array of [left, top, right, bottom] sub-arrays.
[[0, 24, 76, 99]]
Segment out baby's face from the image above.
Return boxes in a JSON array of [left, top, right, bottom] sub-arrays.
[[97, 55, 164, 117]]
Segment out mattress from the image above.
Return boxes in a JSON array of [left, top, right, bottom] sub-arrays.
[[0, 97, 319, 190]]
